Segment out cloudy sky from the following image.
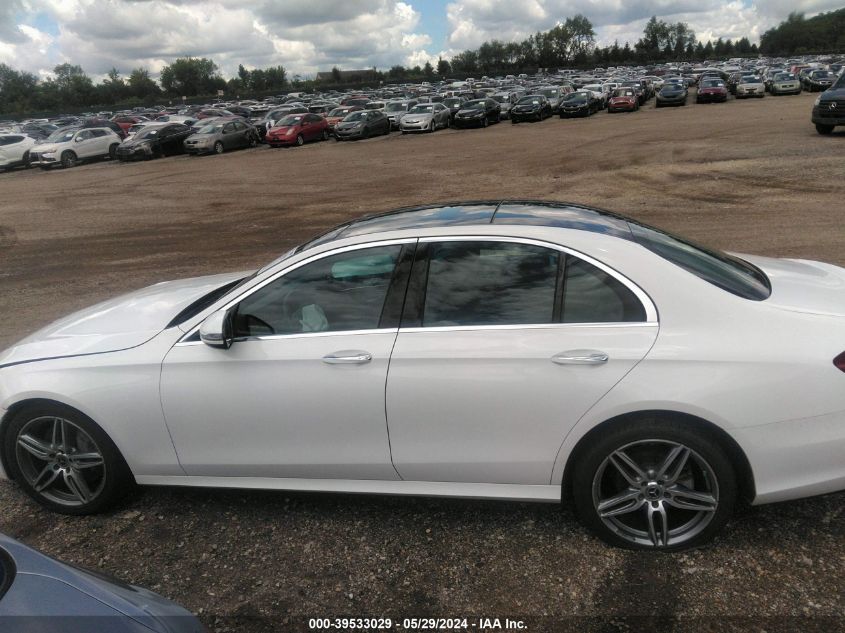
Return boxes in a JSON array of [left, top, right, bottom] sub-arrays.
[[0, 0, 841, 81]]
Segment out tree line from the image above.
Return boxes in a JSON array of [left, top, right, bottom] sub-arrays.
[[760, 9, 845, 55]]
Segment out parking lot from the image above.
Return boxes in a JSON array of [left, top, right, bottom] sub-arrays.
[[1, 90, 843, 632]]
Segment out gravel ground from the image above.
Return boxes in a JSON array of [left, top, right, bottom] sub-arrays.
[[0, 90, 843, 632]]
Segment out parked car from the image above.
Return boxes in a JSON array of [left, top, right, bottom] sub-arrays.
[[442, 96, 468, 122], [383, 100, 418, 129], [0, 532, 207, 633], [115, 123, 192, 161], [183, 119, 258, 155], [29, 127, 121, 169], [399, 103, 450, 133], [266, 114, 329, 147], [805, 69, 836, 92], [620, 80, 646, 105], [196, 108, 232, 120], [334, 110, 391, 140], [769, 72, 802, 96], [696, 79, 729, 103], [16, 122, 57, 140], [0, 134, 36, 171], [735, 76, 765, 99], [255, 106, 308, 140], [607, 88, 639, 113], [490, 92, 518, 119], [655, 83, 689, 107], [3, 200, 845, 553], [325, 106, 363, 136], [155, 114, 198, 126], [110, 115, 148, 134], [533, 86, 563, 112], [559, 91, 600, 117], [452, 98, 501, 128], [82, 118, 126, 139], [811, 71, 845, 134]]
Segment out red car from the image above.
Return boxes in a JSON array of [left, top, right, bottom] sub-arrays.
[[607, 89, 639, 113], [266, 113, 329, 147], [110, 115, 149, 134], [696, 79, 729, 103]]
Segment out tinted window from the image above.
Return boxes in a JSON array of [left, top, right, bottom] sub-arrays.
[[422, 241, 558, 327], [562, 257, 646, 323], [90, 129, 107, 137], [0, 136, 23, 145], [234, 244, 402, 337], [630, 223, 770, 300]]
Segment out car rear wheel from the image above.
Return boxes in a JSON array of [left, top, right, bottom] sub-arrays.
[[214, 141, 224, 154], [295, 134, 304, 146], [108, 143, 119, 159], [816, 124, 835, 135], [60, 151, 77, 168], [22, 151, 31, 168], [4, 404, 135, 515], [571, 417, 737, 551]]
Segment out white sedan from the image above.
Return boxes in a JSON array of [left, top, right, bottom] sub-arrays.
[[1, 201, 844, 550]]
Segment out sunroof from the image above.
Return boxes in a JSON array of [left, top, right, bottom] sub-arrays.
[[492, 202, 632, 239]]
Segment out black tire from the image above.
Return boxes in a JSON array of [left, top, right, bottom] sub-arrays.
[[295, 134, 304, 146], [3, 403, 135, 515], [512, 119, 518, 124], [22, 151, 31, 168], [214, 141, 224, 154], [60, 151, 77, 169], [570, 416, 737, 551], [482, 117, 488, 128], [108, 143, 119, 159], [249, 135, 258, 147], [360, 128, 369, 140], [816, 124, 835, 135], [321, 129, 329, 141]]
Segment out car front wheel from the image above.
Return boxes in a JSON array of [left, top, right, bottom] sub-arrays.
[[571, 417, 737, 551], [816, 124, 835, 135], [4, 404, 134, 515]]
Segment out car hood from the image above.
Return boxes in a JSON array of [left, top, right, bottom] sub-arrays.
[[336, 120, 363, 129], [401, 113, 432, 120], [0, 271, 247, 367], [268, 125, 297, 135], [119, 137, 152, 148], [31, 142, 62, 153], [740, 254, 845, 317]]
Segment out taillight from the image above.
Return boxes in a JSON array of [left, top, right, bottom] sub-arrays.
[[835, 352, 845, 373]]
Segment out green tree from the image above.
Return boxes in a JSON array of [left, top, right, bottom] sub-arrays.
[[127, 67, 160, 99], [436, 56, 451, 76], [423, 60, 434, 79], [159, 57, 223, 96]]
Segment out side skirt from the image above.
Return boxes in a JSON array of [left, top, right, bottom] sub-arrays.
[[135, 476, 562, 502]]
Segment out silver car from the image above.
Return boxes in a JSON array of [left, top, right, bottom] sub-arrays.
[[399, 103, 450, 133], [736, 75, 765, 98], [384, 100, 418, 129], [183, 119, 258, 155]]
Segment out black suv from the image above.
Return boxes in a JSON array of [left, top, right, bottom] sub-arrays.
[[811, 72, 845, 135]]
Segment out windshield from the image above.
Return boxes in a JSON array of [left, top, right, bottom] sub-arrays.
[[630, 223, 770, 301], [613, 90, 635, 97], [408, 105, 435, 114], [444, 98, 462, 106], [740, 76, 760, 83], [328, 108, 352, 117], [774, 73, 796, 81], [344, 111, 368, 122], [197, 124, 223, 134], [277, 115, 303, 126], [539, 88, 559, 97], [135, 127, 161, 139], [833, 73, 845, 90], [702, 80, 724, 88], [47, 129, 76, 142], [516, 96, 542, 105], [565, 92, 589, 101], [462, 100, 485, 109], [812, 71, 831, 78], [384, 103, 407, 112], [491, 95, 508, 102]]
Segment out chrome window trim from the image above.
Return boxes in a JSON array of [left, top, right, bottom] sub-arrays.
[[399, 323, 658, 334], [178, 238, 417, 344], [175, 328, 399, 347], [418, 235, 658, 324]]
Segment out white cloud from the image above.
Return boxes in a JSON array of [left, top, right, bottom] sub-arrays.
[[444, 0, 845, 51]]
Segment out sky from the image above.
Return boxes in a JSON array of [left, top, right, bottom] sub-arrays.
[[0, 0, 841, 81]]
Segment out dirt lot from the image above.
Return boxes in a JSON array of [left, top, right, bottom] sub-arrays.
[[0, 91, 843, 632]]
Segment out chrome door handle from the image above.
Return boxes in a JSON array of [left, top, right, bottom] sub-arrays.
[[322, 351, 373, 365], [551, 350, 609, 365]]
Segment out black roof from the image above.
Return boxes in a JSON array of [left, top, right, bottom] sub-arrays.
[[298, 200, 634, 252]]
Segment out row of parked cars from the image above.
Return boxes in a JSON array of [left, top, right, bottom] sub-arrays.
[[0, 57, 841, 172]]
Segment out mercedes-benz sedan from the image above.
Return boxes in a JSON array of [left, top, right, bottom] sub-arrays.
[[1, 201, 844, 551]]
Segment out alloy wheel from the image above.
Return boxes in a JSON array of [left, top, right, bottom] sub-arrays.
[[591, 439, 718, 548], [15, 416, 107, 507]]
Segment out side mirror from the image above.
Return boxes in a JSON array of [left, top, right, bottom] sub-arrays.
[[200, 309, 234, 349], [75, 137, 84, 142]]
